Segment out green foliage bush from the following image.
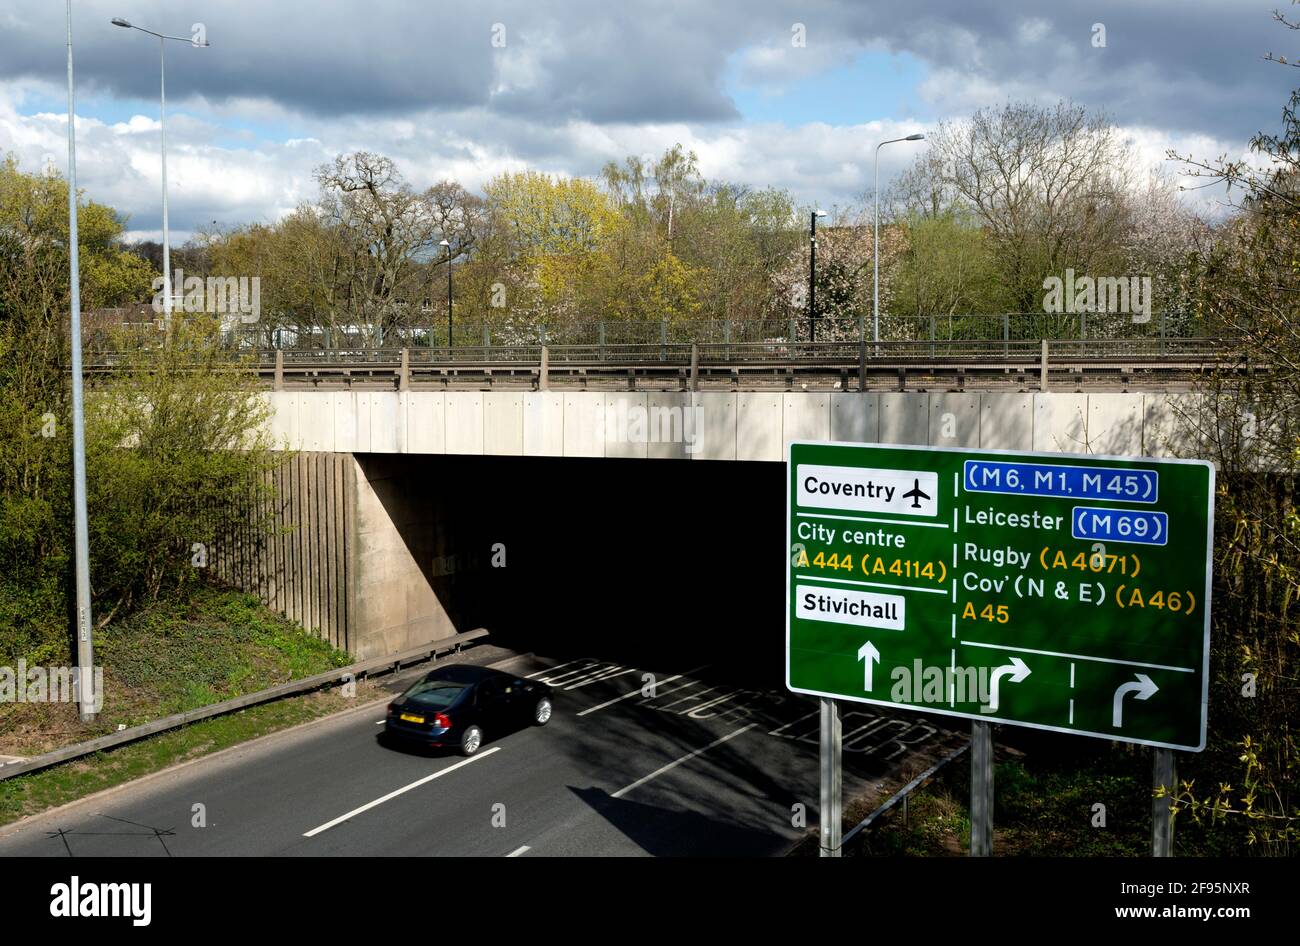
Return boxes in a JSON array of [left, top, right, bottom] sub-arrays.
[[0, 155, 281, 664]]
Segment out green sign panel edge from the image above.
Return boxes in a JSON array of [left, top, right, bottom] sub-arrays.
[[784, 439, 1216, 752]]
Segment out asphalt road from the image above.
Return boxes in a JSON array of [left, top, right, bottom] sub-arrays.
[[0, 652, 960, 857]]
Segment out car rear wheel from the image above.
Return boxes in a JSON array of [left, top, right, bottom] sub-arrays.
[[460, 724, 483, 756], [533, 697, 552, 726]]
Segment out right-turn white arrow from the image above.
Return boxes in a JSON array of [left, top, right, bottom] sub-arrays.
[[981, 656, 1031, 714], [1112, 673, 1159, 728]]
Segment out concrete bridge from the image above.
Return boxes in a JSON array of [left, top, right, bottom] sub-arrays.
[[211, 388, 1206, 666], [263, 389, 1198, 460]]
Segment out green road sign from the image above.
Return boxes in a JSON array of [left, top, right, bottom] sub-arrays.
[[786, 441, 1215, 751]]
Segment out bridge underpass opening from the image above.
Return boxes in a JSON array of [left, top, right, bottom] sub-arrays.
[[362, 453, 786, 687]]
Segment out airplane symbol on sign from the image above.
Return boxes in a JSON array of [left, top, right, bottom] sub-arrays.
[[903, 478, 930, 509]]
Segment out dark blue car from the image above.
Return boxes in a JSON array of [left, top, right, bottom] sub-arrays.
[[384, 665, 552, 756]]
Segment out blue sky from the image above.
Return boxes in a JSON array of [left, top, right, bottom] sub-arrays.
[[726, 49, 933, 127]]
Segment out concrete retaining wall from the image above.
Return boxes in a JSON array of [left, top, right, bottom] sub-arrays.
[[211, 452, 354, 652]]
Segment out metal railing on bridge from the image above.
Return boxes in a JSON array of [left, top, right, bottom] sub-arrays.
[[81, 312, 1239, 392], [85, 311, 1200, 358]]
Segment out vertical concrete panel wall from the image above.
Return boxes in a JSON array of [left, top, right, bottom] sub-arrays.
[[878, 393, 930, 445], [563, 394, 605, 457], [691, 393, 737, 460], [929, 393, 980, 449], [405, 392, 446, 454], [212, 452, 354, 653], [830, 393, 879, 443], [980, 394, 1034, 451], [1143, 394, 1205, 458], [1032, 393, 1089, 454], [446, 393, 484, 455], [648, 393, 693, 460], [484, 393, 525, 456], [604, 393, 649, 459], [523, 392, 564, 456], [218, 450, 474, 660], [737, 393, 783, 461], [1088, 393, 1144, 456], [782, 393, 830, 448]]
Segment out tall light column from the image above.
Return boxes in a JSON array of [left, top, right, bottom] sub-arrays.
[[112, 18, 209, 326], [873, 133, 926, 350], [67, 1, 96, 721]]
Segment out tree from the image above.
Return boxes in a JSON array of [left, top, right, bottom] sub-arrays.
[[482, 169, 623, 324], [1158, 9, 1300, 852], [899, 102, 1134, 313], [0, 156, 274, 665], [768, 208, 907, 341], [1116, 171, 1210, 337], [890, 208, 1001, 329], [313, 152, 447, 339]]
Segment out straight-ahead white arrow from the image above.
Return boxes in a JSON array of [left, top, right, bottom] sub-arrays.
[[981, 656, 1031, 714], [857, 641, 880, 692], [1112, 673, 1159, 727]]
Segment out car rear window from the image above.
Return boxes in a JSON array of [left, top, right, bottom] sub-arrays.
[[402, 680, 466, 709]]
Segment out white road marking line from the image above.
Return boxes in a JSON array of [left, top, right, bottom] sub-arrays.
[[565, 666, 636, 690], [577, 668, 701, 717], [302, 748, 500, 837], [506, 845, 530, 857], [540, 662, 618, 688], [375, 720, 385, 725], [524, 657, 591, 680], [610, 724, 757, 799], [681, 691, 743, 718], [768, 709, 818, 736]]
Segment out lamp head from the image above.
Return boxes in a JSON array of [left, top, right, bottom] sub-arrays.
[[111, 17, 132, 28], [905, 133, 925, 141]]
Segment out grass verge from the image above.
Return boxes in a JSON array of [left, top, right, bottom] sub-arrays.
[[0, 587, 351, 757], [811, 735, 1244, 856], [0, 585, 364, 828]]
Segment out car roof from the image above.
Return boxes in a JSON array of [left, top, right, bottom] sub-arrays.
[[423, 665, 508, 684]]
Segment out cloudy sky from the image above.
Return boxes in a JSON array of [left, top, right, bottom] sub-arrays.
[[0, 0, 1288, 241]]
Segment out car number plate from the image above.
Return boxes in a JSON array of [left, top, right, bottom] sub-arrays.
[[399, 713, 424, 724]]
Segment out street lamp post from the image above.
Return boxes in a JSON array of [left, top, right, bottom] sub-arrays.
[[112, 17, 208, 329], [873, 133, 926, 351], [66, 1, 96, 721], [440, 239, 452, 348], [809, 210, 827, 343]]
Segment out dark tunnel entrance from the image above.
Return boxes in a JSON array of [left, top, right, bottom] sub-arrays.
[[385, 453, 787, 688]]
